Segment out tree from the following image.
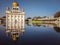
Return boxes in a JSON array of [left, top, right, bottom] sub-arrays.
[[54, 11, 60, 18], [27, 17, 31, 19]]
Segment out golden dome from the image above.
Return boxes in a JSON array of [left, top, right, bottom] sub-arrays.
[[12, 2, 19, 7]]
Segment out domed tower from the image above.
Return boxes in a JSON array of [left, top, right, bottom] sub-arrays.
[[12, 1, 20, 11], [6, 1, 25, 30], [12, 2, 19, 7]]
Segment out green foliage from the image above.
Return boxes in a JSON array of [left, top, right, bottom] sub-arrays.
[[54, 11, 60, 18], [32, 20, 43, 24]]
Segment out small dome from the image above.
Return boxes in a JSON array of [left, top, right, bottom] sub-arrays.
[[12, 2, 19, 7]]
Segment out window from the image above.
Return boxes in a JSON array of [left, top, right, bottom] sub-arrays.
[[18, 16, 20, 17], [8, 26, 9, 28], [16, 8, 18, 10], [18, 26, 20, 28], [15, 16, 16, 17], [12, 16, 13, 17], [13, 8, 18, 10], [8, 19, 9, 20], [15, 20, 17, 24], [21, 21, 23, 23], [21, 25, 23, 28], [8, 16, 9, 17], [21, 16, 23, 18], [11, 26, 13, 28], [11, 18, 13, 20], [7, 22, 9, 25]]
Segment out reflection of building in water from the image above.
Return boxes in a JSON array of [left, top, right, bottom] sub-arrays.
[[6, 29, 25, 41], [32, 23, 41, 27], [56, 23, 60, 28], [27, 22, 60, 28], [26, 22, 32, 26], [30, 23, 56, 27], [54, 27, 60, 33], [6, 1, 25, 30]]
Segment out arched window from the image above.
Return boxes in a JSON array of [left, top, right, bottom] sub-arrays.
[[13, 8, 18, 10]]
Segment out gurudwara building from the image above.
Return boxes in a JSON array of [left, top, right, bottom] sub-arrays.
[[6, 1, 25, 30]]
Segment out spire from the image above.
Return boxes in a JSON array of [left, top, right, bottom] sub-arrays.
[[6, 7, 10, 10], [22, 8, 25, 12]]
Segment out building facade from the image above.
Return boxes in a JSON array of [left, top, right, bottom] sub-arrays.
[[6, 1, 25, 30]]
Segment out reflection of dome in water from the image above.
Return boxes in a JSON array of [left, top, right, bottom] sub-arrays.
[[54, 27, 60, 33], [12, 2, 19, 7], [12, 37, 18, 41], [11, 29, 25, 41]]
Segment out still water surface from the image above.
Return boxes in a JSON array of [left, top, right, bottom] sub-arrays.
[[0, 23, 60, 45]]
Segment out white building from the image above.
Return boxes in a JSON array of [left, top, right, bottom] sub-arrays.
[[6, 1, 25, 30]]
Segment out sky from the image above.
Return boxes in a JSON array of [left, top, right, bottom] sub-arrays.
[[0, 0, 60, 18]]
